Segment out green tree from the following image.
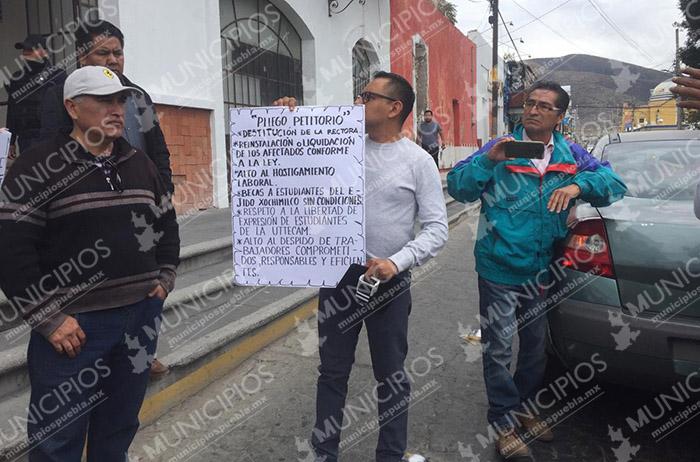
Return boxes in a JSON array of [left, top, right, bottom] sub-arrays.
[[436, 0, 457, 25], [679, 0, 700, 66]]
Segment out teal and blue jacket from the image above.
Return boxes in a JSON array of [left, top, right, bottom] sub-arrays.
[[447, 125, 627, 286]]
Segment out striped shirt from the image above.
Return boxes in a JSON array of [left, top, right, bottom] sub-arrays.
[[0, 133, 180, 337]]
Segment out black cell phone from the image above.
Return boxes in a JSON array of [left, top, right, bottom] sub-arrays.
[[504, 141, 545, 159]]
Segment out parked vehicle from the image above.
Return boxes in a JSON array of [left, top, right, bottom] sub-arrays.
[[549, 130, 700, 389]]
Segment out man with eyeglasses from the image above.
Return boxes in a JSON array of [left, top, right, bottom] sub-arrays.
[[274, 71, 448, 462], [447, 81, 626, 459], [0, 65, 179, 461]]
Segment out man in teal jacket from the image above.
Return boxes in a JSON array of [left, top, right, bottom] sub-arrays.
[[447, 81, 626, 459]]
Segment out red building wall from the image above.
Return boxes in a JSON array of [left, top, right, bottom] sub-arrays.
[[390, 0, 477, 147]]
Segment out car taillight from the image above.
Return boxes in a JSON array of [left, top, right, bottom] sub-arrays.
[[559, 218, 615, 278]]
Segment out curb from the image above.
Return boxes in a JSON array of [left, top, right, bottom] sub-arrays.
[[138, 289, 318, 427]]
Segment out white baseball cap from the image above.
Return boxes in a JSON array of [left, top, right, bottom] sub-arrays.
[[63, 65, 142, 101]]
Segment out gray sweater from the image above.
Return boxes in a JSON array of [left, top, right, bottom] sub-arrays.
[[365, 136, 448, 272]]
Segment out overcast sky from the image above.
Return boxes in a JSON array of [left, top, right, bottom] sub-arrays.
[[455, 0, 684, 70]]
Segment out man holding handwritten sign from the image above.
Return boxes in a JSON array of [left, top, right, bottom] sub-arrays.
[[274, 72, 448, 462]]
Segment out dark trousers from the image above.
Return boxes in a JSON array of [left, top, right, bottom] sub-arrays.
[[312, 273, 412, 462], [26, 297, 163, 461], [422, 145, 440, 169], [477, 276, 548, 429]]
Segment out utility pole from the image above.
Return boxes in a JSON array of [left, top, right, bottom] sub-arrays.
[[676, 27, 683, 129], [490, 0, 499, 138]]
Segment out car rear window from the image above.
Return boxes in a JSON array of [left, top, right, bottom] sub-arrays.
[[602, 140, 700, 200]]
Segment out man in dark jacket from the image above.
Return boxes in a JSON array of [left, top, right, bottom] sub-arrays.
[[40, 20, 174, 193], [5, 35, 66, 156], [0, 65, 179, 461]]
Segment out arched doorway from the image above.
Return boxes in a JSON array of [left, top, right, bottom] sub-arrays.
[[220, 0, 303, 115], [219, 0, 304, 193]]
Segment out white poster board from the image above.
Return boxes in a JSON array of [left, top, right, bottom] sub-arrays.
[[230, 105, 366, 287], [0, 130, 10, 187]]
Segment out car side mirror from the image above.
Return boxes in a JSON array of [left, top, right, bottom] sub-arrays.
[[695, 183, 700, 220]]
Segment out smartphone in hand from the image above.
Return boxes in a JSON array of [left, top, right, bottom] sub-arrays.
[[504, 141, 545, 159]]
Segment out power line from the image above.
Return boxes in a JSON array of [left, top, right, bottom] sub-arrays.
[[479, 0, 575, 36], [498, 9, 524, 62], [509, 0, 583, 51], [585, 0, 655, 63], [475, 1, 491, 32], [509, 0, 576, 35]]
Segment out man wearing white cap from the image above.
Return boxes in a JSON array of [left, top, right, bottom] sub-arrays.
[[0, 65, 180, 461]]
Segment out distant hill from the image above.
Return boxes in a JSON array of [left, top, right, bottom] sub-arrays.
[[524, 54, 672, 140]]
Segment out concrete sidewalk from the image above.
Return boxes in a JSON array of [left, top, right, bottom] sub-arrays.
[[177, 207, 231, 247]]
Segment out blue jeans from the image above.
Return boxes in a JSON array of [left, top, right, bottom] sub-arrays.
[[26, 297, 163, 462], [312, 272, 412, 462], [477, 276, 548, 430]]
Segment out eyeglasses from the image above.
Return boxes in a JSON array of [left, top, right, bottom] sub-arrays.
[[523, 99, 561, 113], [357, 91, 398, 104]]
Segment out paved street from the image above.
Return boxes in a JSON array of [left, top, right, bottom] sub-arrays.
[[129, 215, 700, 462]]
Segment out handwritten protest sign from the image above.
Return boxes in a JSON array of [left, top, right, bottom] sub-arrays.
[[0, 130, 10, 187], [230, 106, 365, 287]]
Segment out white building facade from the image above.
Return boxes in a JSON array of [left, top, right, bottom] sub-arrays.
[[466, 29, 505, 145], [0, 0, 391, 211]]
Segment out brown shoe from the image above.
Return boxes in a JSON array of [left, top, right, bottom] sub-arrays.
[[149, 358, 169, 378], [496, 428, 531, 459], [519, 415, 554, 442]]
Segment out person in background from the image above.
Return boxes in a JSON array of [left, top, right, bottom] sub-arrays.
[[4, 35, 66, 158], [416, 109, 445, 169]]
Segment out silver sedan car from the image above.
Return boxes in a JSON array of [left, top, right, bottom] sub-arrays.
[[548, 130, 700, 389]]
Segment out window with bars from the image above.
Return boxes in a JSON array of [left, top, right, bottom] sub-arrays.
[[352, 41, 373, 100], [219, 0, 303, 196], [220, 0, 303, 126], [25, 0, 100, 71], [77, 0, 99, 21]]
